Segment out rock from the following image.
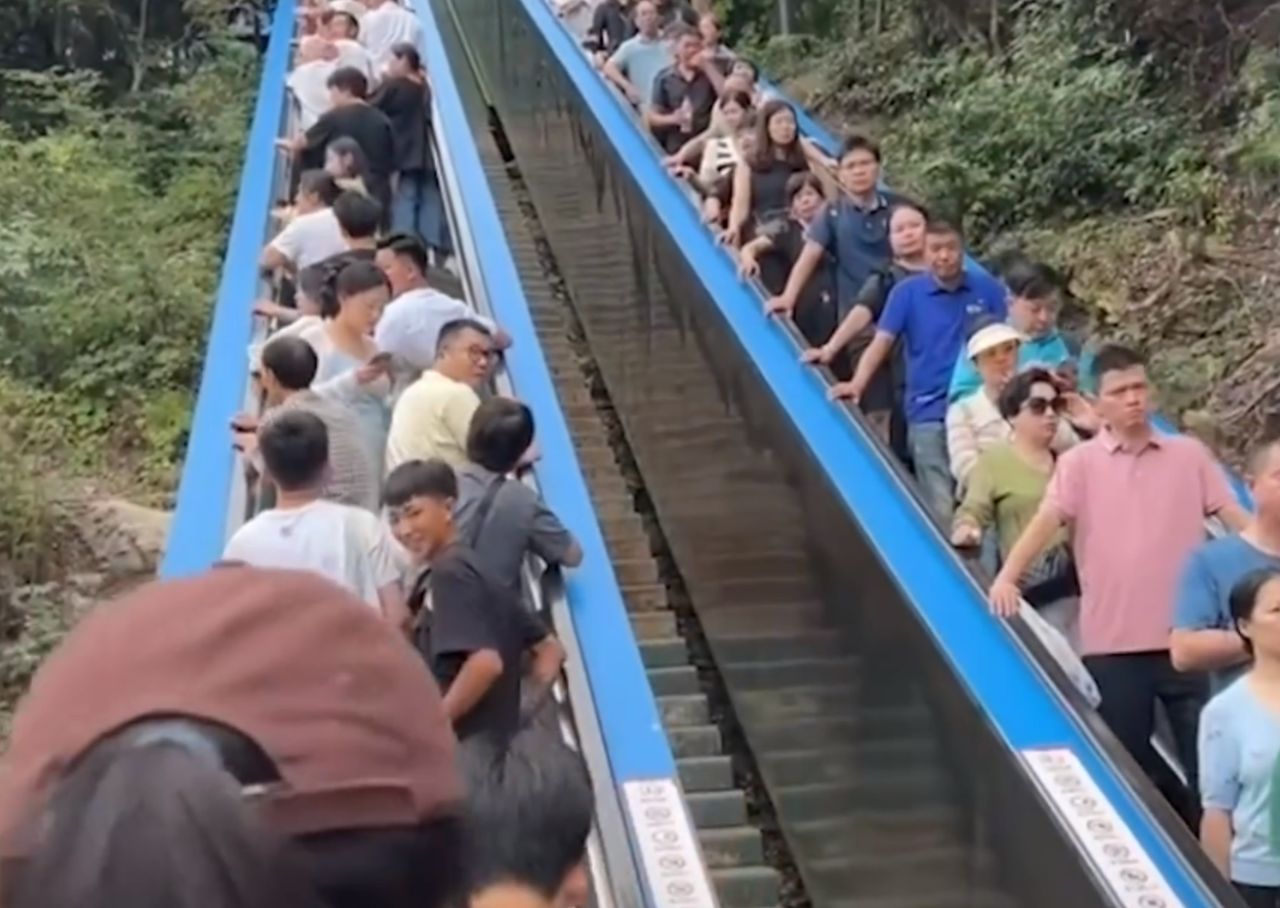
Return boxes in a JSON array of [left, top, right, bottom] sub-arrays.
[[77, 499, 172, 579]]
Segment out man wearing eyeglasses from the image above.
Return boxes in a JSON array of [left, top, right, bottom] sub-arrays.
[[386, 318, 494, 472]]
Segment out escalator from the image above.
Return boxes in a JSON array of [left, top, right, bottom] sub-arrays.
[[428, 0, 1246, 905]]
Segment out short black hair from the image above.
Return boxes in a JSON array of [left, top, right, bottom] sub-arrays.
[[332, 191, 382, 239], [390, 41, 422, 70], [839, 132, 881, 163], [326, 137, 369, 179], [383, 459, 458, 508], [997, 367, 1056, 421], [466, 399, 534, 474], [889, 197, 929, 222], [1004, 260, 1059, 303], [297, 169, 340, 207], [732, 58, 759, 80], [785, 171, 823, 204], [1091, 343, 1146, 387], [261, 336, 319, 391], [925, 218, 962, 240], [461, 728, 593, 901], [259, 410, 329, 492], [327, 66, 369, 99], [377, 232, 430, 276], [436, 318, 491, 357], [335, 260, 388, 299], [669, 22, 700, 41], [1229, 568, 1280, 656]]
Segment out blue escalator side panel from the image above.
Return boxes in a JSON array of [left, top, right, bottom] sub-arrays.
[[414, 1, 677, 782], [512, 0, 1213, 902], [161, 1, 296, 580]]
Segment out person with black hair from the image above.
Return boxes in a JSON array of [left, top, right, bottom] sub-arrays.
[[373, 43, 450, 261], [294, 189, 383, 308], [462, 729, 594, 908], [991, 343, 1249, 827], [299, 259, 393, 468], [0, 567, 467, 908], [386, 319, 493, 471], [375, 233, 504, 392], [383, 460, 565, 743], [320, 5, 378, 85], [646, 26, 721, 157], [1174, 437, 1280, 688], [235, 335, 379, 511], [1199, 568, 1280, 907], [260, 170, 346, 273], [602, 1, 672, 110], [324, 135, 373, 196], [949, 259, 1079, 403], [224, 411, 408, 629], [585, 0, 635, 60], [456, 398, 583, 596], [724, 99, 810, 245], [952, 366, 1078, 643], [287, 65, 396, 224], [835, 219, 1007, 522], [802, 199, 928, 450]]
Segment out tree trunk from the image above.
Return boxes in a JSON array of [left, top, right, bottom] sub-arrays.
[[130, 0, 150, 92]]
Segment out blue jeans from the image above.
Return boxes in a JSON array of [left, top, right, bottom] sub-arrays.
[[392, 171, 452, 255], [908, 421, 954, 523]]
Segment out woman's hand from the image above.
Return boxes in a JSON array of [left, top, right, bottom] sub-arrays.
[[721, 223, 743, 248], [739, 255, 760, 279], [764, 293, 794, 316], [950, 520, 982, 548], [801, 345, 833, 365]]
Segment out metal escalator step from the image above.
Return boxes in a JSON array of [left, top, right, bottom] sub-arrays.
[[710, 865, 781, 908], [609, 557, 660, 586], [698, 825, 764, 868], [678, 755, 734, 791], [647, 665, 700, 696], [748, 713, 934, 753], [721, 657, 856, 690], [731, 684, 858, 723], [658, 693, 709, 726], [630, 610, 676, 639], [804, 846, 995, 900], [770, 773, 954, 821], [668, 724, 722, 758], [826, 887, 1016, 908], [760, 742, 942, 787], [710, 631, 847, 664], [788, 805, 964, 858], [620, 582, 668, 612], [639, 636, 687, 668], [686, 788, 748, 828]]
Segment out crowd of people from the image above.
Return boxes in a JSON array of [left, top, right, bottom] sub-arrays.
[[0, 2, 597, 906], [562, 0, 1280, 904]]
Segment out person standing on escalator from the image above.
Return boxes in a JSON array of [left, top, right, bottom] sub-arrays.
[[602, 2, 670, 113], [646, 25, 721, 156], [990, 344, 1250, 828]]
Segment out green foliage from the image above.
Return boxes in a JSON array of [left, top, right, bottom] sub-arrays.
[[1228, 49, 1280, 184]]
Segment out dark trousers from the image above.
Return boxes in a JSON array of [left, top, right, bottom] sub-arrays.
[[1237, 884, 1280, 908], [1082, 650, 1208, 829]]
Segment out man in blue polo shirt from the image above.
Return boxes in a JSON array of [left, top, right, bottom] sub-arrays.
[[1171, 436, 1280, 691], [766, 133, 899, 325], [833, 220, 1005, 521], [949, 259, 1077, 402]]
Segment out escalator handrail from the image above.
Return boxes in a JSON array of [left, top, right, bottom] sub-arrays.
[[416, 5, 721, 908], [162, 0, 298, 579], [506, 1, 1227, 904]]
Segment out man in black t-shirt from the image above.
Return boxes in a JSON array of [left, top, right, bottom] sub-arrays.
[[647, 25, 720, 156], [383, 459, 565, 745], [284, 66, 397, 226]]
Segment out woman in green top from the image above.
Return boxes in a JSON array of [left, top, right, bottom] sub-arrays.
[[952, 368, 1079, 643]]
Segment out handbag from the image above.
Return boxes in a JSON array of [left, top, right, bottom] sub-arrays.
[[1019, 543, 1080, 608]]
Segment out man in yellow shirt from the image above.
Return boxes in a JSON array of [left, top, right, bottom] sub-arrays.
[[385, 319, 493, 472]]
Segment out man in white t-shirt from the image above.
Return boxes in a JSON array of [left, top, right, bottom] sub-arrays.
[[260, 170, 347, 273], [386, 318, 493, 472], [287, 36, 340, 129], [224, 410, 411, 632], [322, 4, 378, 86], [360, 0, 423, 72], [374, 234, 508, 394]]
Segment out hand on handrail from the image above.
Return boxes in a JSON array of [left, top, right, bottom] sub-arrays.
[[763, 293, 794, 316], [988, 577, 1023, 617], [800, 344, 833, 366], [828, 379, 862, 404]]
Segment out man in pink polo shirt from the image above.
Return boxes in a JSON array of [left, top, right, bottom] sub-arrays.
[[989, 343, 1248, 825]]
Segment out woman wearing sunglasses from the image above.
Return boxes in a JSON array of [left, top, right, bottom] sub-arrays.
[[952, 366, 1080, 641]]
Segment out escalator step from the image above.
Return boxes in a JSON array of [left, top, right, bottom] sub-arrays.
[[639, 637, 688, 668], [630, 610, 676, 639], [698, 825, 764, 868], [710, 865, 781, 908], [687, 789, 748, 828], [647, 665, 700, 696], [787, 805, 963, 858], [678, 755, 734, 791], [720, 658, 855, 690], [668, 724, 722, 758], [658, 693, 710, 726]]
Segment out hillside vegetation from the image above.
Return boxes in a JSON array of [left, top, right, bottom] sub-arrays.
[[721, 0, 1280, 462], [0, 0, 258, 731]]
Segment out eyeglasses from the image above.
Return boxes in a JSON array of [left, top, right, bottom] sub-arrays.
[[1023, 396, 1065, 416], [465, 345, 494, 363]]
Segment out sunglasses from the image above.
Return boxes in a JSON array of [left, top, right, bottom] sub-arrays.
[[1023, 396, 1065, 416]]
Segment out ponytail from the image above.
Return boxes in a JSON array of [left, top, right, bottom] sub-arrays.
[[7, 742, 318, 908]]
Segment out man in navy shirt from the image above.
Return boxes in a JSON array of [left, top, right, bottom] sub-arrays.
[[1171, 436, 1280, 690], [833, 220, 1006, 521], [767, 133, 899, 324]]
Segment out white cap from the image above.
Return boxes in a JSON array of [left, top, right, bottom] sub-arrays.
[[967, 323, 1024, 360]]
